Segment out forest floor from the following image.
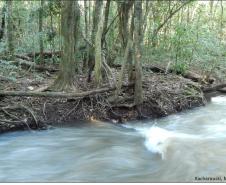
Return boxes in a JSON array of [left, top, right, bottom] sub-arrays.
[[0, 61, 210, 134]]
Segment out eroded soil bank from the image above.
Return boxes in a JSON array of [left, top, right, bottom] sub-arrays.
[[0, 71, 207, 134]]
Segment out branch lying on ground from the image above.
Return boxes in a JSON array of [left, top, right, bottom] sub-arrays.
[[112, 63, 215, 84], [0, 75, 15, 82], [11, 59, 58, 72], [0, 83, 134, 98], [202, 83, 226, 93], [0, 104, 39, 130], [14, 54, 32, 61], [26, 51, 61, 58]]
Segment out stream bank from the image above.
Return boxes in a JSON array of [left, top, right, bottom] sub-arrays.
[[0, 71, 207, 134]]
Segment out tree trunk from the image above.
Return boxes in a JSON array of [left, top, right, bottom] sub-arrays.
[[220, 0, 224, 38], [87, 0, 103, 82], [0, 4, 6, 42], [82, 0, 89, 72], [52, 1, 80, 92], [115, 39, 133, 98], [116, 6, 134, 98], [128, 10, 135, 83], [94, 3, 104, 87], [6, 0, 14, 60], [134, 0, 143, 106], [39, 0, 44, 64], [118, 1, 133, 50], [101, 0, 110, 47]]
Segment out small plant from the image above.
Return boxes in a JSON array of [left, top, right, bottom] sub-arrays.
[[172, 62, 188, 75]]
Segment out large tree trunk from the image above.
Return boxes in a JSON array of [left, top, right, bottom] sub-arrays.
[[116, 6, 134, 98], [134, 0, 143, 106], [118, 1, 133, 50], [52, 1, 80, 92], [39, 0, 44, 64], [6, 0, 14, 60], [115, 39, 133, 98]]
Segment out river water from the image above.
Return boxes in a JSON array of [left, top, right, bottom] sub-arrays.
[[1, 96, 226, 182]]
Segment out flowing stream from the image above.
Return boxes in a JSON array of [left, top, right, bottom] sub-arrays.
[[1, 96, 226, 182]]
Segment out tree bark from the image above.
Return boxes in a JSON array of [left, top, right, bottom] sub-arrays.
[[94, 3, 104, 87], [134, 0, 143, 105], [82, 0, 89, 72], [39, 0, 44, 64], [6, 0, 14, 60], [0, 4, 6, 42], [118, 0, 133, 49], [101, 0, 110, 46], [52, 1, 80, 92], [87, 0, 103, 82]]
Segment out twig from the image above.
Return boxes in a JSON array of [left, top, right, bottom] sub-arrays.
[[61, 100, 81, 120], [19, 104, 38, 127]]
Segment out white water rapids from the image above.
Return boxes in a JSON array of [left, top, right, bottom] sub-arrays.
[[0, 95, 226, 182]]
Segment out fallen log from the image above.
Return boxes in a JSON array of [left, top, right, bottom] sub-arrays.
[[0, 75, 15, 82], [27, 51, 62, 58], [14, 54, 32, 61], [202, 83, 226, 93], [0, 83, 134, 98], [217, 88, 226, 93], [114, 64, 215, 84], [11, 59, 58, 72]]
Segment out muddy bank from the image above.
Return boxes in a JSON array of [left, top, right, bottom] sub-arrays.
[[0, 72, 207, 134]]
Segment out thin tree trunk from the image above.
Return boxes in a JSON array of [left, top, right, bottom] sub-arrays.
[[82, 0, 88, 72], [94, 3, 104, 87], [0, 4, 6, 42], [39, 0, 44, 64], [87, 0, 103, 82], [220, 0, 224, 38], [128, 11, 135, 83], [101, 0, 110, 46], [151, 1, 191, 47], [118, 1, 133, 50], [134, 0, 143, 105], [115, 39, 132, 98], [6, 0, 14, 60]]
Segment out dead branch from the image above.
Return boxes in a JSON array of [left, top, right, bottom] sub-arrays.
[[26, 51, 62, 58], [14, 54, 32, 61], [19, 104, 38, 127], [0, 75, 15, 82], [0, 83, 134, 98], [11, 59, 58, 72], [202, 83, 226, 93], [2, 104, 38, 127]]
